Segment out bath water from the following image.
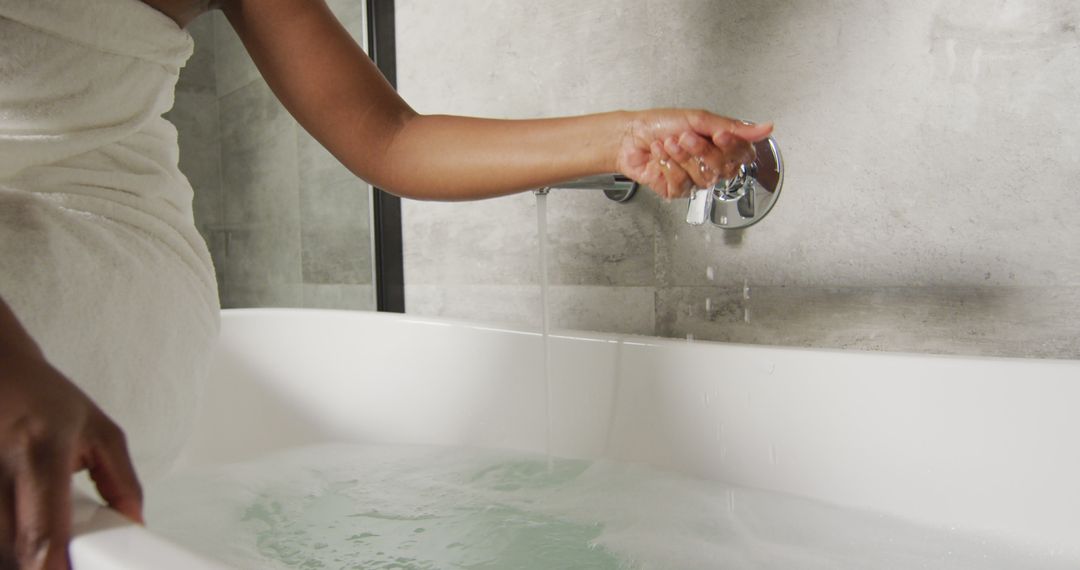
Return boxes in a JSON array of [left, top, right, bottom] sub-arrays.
[[146, 443, 1072, 570]]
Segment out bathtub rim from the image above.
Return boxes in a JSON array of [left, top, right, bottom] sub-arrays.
[[217, 306, 1080, 366], [72, 308, 1080, 568]]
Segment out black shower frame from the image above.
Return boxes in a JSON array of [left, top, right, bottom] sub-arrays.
[[365, 0, 405, 313]]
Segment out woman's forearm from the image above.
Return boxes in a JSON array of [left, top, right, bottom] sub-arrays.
[[376, 112, 630, 201], [224, 0, 770, 203], [224, 0, 631, 201]]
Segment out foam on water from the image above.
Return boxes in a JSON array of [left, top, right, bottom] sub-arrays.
[[146, 444, 1074, 570]]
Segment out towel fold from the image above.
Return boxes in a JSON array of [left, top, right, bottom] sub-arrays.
[[0, 0, 218, 479]]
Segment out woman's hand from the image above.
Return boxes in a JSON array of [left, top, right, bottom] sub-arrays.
[[0, 318, 143, 570], [616, 109, 774, 200]]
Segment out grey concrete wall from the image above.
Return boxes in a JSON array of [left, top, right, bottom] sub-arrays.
[[168, 4, 376, 311], [397, 0, 1080, 358]]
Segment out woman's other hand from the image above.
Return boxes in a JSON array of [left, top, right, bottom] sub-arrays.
[[616, 109, 773, 200], [1, 302, 143, 570]]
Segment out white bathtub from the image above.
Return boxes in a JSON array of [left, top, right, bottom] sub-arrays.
[[70, 308, 1080, 567]]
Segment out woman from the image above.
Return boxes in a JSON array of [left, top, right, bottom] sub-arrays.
[[0, 0, 772, 567]]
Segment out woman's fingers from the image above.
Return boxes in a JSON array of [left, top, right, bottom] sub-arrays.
[[709, 132, 756, 179], [625, 110, 775, 199], [662, 135, 711, 191], [13, 437, 73, 570], [1, 476, 14, 570], [0, 333, 145, 570], [643, 141, 668, 199], [640, 144, 669, 199], [689, 112, 773, 143], [3, 421, 140, 570], [668, 130, 757, 187], [651, 142, 694, 199], [727, 121, 773, 142], [85, 421, 143, 525], [666, 167, 694, 199]]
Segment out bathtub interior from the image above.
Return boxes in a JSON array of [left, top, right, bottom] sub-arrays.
[[63, 307, 1080, 568], [132, 308, 1080, 564]]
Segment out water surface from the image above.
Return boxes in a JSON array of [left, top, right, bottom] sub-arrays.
[[147, 444, 1072, 570]]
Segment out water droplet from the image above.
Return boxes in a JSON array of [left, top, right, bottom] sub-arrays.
[[686, 333, 695, 342], [769, 445, 777, 465], [705, 232, 712, 243], [727, 489, 736, 513], [706, 266, 715, 280], [704, 392, 712, 406], [705, 297, 712, 312], [742, 280, 752, 323]]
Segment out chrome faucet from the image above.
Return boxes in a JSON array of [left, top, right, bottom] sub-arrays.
[[538, 136, 783, 229], [686, 136, 783, 229], [535, 173, 639, 203]]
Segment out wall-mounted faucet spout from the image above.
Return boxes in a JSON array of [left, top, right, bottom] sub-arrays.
[[537, 174, 639, 203]]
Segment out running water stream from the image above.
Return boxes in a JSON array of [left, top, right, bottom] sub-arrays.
[[535, 191, 553, 471]]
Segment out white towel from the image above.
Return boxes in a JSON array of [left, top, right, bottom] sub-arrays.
[[0, 0, 219, 480]]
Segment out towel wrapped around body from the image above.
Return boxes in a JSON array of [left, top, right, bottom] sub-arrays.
[[0, 0, 219, 480]]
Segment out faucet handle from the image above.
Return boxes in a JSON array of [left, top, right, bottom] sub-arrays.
[[686, 187, 714, 226], [686, 135, 784, 230]]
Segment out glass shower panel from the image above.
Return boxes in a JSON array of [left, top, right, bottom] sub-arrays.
[[168, 1, 377, 312]]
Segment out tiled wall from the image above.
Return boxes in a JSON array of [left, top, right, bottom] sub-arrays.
[[167, 3, 375, 311], [397, 0, 1080, 358]]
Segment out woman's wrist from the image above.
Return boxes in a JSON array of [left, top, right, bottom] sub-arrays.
[[603, 110, 637, 175]]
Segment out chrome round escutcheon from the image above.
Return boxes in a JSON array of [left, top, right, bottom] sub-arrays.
[[687, 136, 784, 229]]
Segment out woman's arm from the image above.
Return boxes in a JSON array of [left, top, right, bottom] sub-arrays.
[[220, 0, 772, 200]]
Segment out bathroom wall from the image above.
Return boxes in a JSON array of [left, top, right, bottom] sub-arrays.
[[167, 2, 376, 311], [396, 0, 1080, 358]]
